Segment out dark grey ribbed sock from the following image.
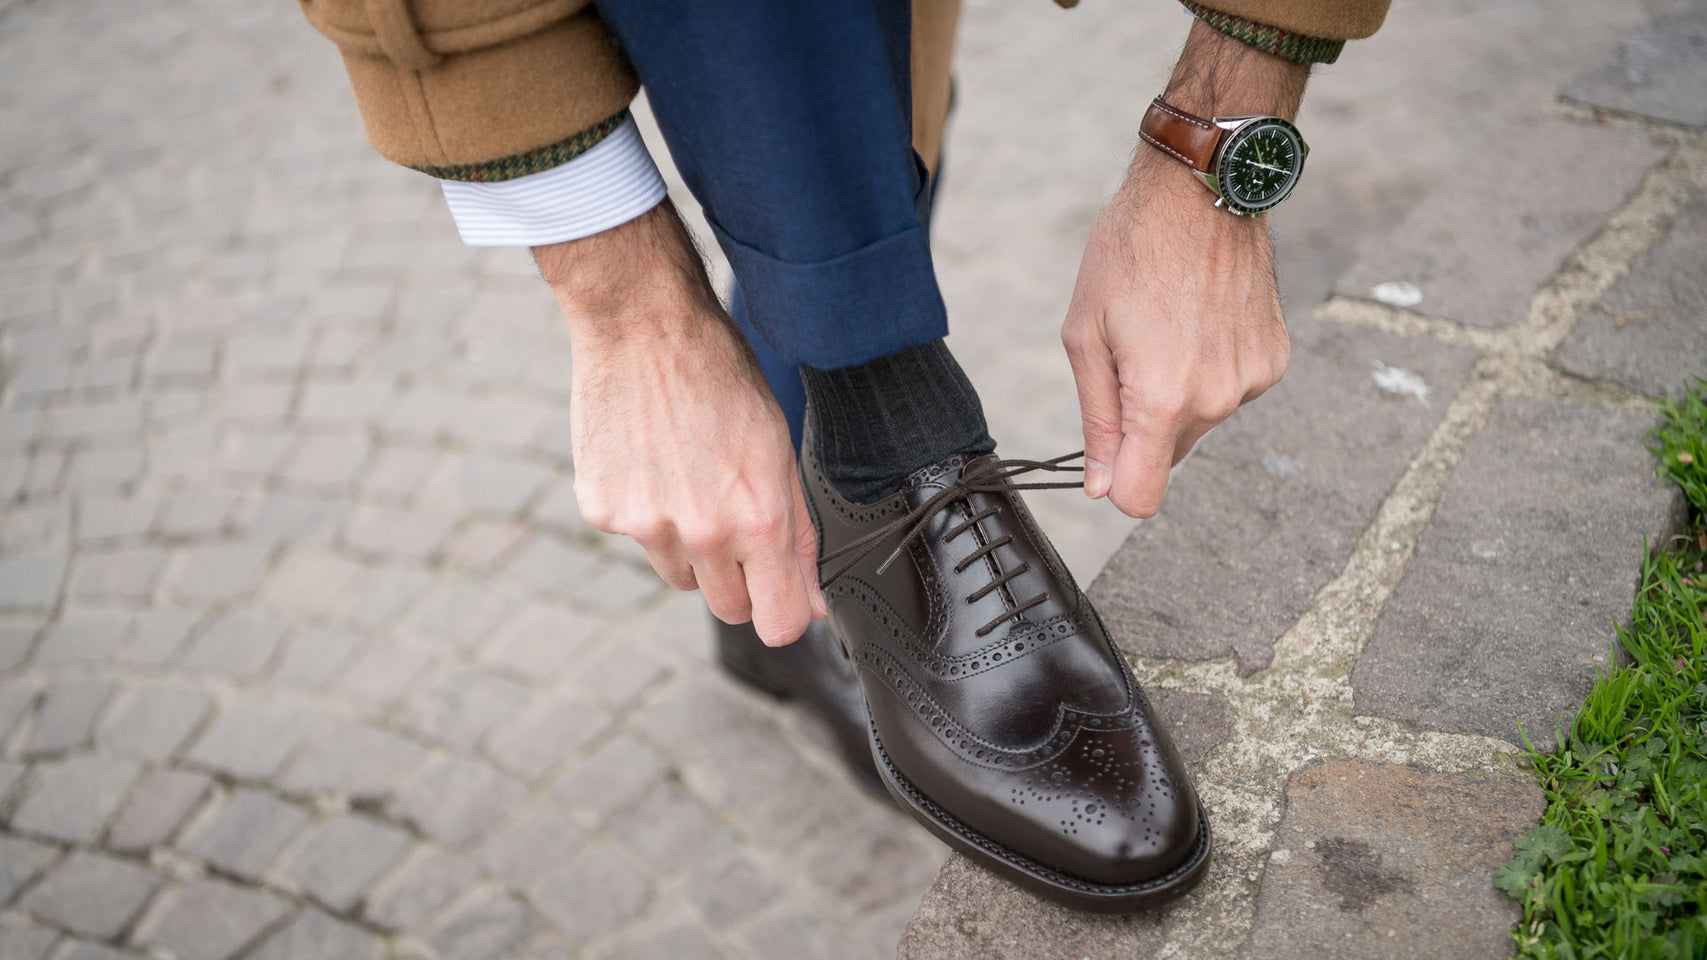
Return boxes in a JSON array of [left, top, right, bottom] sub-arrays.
[[801, 340, 997, 504]]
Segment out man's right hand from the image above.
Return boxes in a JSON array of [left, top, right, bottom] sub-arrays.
[[534, 203, 826, 646]]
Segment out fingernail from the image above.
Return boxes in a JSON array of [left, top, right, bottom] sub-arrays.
[[1084, 458, 1110, 499]]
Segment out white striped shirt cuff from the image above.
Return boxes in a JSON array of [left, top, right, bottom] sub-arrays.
[[439, 114, 668, 248]]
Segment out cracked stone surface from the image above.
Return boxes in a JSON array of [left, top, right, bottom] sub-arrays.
[[1561, 0, 1707, 128], [1243, 760, 1545, 960], [2, 0, 1701, 958], [1557, 195, 1707, 400], [1353, 396, 1684, 743], [1332, 117, 1669, 329], [900, 855, 1170, 960]]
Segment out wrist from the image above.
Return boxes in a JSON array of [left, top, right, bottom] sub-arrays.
[[1113, 162, 1269, 242], [535, 202, 722, 346], [1161, 17, 1310, 121]]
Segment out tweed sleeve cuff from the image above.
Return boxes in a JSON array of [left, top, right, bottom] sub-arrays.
[[412, 111, 629, 183], [1180, 1, 1346, 64], [438, 112, 668, 248]]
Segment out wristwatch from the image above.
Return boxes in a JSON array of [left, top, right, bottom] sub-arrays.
[[1138, 96, 1308, 216]]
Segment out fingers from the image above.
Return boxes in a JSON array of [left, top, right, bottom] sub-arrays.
[[696, 556, 754, 627], [644, 546, 697, 592], [1080, 340, 1277, 518], [743, 556, 813, 647], [735, 495, 816, 647], [1107, 420, 1176, 519], [579, 450, 820, 647], [637, 512, 815, 647], [791, 477, 828, 621], [1062, 318, 1125, 500], [681, 486, 817, 646]]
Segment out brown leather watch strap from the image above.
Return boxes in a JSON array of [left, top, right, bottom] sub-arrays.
[[1138, 97, 1221, 173]]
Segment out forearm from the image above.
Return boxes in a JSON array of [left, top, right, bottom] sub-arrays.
[[533, 201, 729, 348]]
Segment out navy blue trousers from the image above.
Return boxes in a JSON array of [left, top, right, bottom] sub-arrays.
[[592, 0, 946, 447]]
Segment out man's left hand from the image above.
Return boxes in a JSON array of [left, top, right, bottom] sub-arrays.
[[1062, 17, 1306, 519], [1061, 152, 1290, 518]]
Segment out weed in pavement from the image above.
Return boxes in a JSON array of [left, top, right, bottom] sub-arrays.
[[1499, 377, 1707, 959]]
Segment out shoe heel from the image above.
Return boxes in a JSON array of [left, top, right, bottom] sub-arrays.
[[712, 619, 794, 701], [717, 650, 795, 700]]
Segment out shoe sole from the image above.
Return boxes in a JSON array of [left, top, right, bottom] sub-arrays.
[[870, 721, 1213, 913]]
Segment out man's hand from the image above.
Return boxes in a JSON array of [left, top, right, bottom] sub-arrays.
[[536, 203, 826, 645], [1062, 18, 1307, 518]]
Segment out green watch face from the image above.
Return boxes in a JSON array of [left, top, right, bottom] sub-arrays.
[[1216, 118, 1306, 215]]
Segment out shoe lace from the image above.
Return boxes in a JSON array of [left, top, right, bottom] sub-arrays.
[[818, 452, 1085, 637]]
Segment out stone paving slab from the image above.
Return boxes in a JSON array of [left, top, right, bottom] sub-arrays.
[[1333, 117, 1668, 328], [1561, 0, 1707, 128], [1557, 195, 1707, 401], [135, 879, 292, 960], [1273, 0, 1654, 313], [0, 838, 55, 904], [1092, 312, 1479, 673], [17, 853, 159, 942], [1353, 396, 1684, 743], [1242, 759, 1543, 960], [248, 908, 383, 960], [0, 921, 59, 960], [899, 854, 1169, 960]]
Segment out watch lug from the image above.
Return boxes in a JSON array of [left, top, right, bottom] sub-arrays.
[[1213, 115, 1261, 132]]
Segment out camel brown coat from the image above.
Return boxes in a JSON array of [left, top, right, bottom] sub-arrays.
[[299, 0, 1390, 180]]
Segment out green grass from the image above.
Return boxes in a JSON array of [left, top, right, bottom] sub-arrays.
[[1497, 378, 1707, 960]]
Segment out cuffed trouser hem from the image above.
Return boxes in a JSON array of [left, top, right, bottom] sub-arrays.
[[713, 219, 947, 372]]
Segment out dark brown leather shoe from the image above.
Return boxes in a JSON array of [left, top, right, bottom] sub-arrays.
[[713, 616, 887, 799], [805, 441, 1211, 912]]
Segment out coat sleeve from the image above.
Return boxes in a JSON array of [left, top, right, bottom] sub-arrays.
[[299, 0, 640, 181], [1171, 0, 1392, 64]]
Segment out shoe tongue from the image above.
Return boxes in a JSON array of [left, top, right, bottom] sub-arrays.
[[882, 452, 1129, 735], [901, 452, 1080, 651], [899, 453, 980, 499]]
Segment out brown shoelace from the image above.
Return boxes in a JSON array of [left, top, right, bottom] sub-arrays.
[[818, 452, 1086, 637]]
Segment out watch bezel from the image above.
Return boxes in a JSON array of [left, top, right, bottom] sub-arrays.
[[1200, 115, 1309, 216]]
